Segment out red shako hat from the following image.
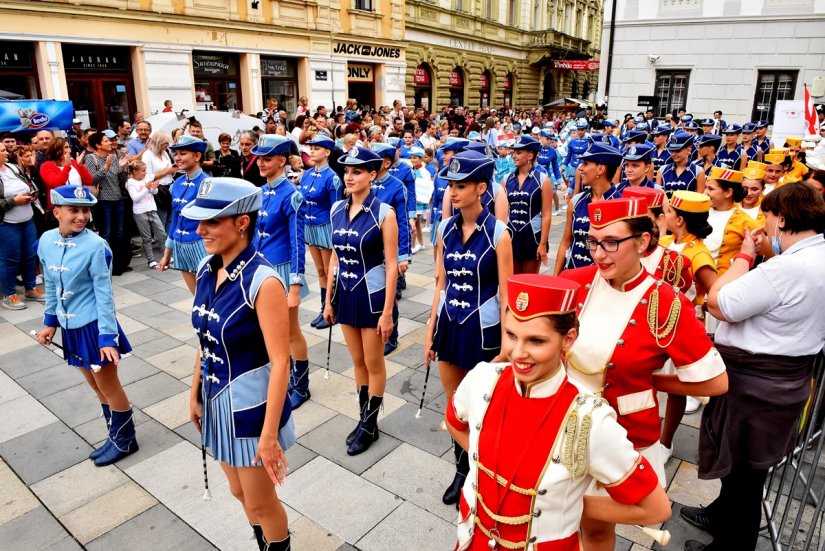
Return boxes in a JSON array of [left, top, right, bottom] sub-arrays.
[[507, 274, 579, 321], [622, 186, 665, 209], [587, 198, 647, 229]]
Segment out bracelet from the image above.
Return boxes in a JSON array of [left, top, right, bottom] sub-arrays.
[[734, 253, 754, 268]]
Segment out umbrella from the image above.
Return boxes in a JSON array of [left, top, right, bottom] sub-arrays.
[[0, 89, 25, 100], [141, 111, 265, 149], [544, 97, 590, 109]]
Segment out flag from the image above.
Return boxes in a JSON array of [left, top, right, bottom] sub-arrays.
[[804, 83, 821, 135]]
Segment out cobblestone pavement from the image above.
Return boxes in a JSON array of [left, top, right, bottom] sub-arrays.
[[0, 215, 772, 550]]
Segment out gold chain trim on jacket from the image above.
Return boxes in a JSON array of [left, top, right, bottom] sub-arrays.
[[565, 352, 605, 376], [647, 286, 681, 348], [562, 397, 597, 481], [477, 462, 538, 496], [661, 254, 686, 289], [475, 493, 533, 525], [474, 517, 530, 550]]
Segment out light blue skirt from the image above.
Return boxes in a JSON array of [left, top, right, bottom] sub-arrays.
[[202, 387, 297, 467], [305, 222, 333, 249], [170, 239, 207, 273], [273, 261, 310, 300], [430, 216, 441, 246]]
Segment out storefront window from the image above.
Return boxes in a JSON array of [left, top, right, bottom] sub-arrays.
[[0, 41, 40, 99], [503, 73, 513, 109], [193, 52, 241, 111], [347, 62, 375, 110], [450, 68, 465, 108], [63, 44, 134, 130], [480, 71, 492, 109], [261, 57, 298, 118], [414, 64, 432, 112]]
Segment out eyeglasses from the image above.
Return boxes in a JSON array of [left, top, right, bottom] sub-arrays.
[[584, 234, 641, 252]]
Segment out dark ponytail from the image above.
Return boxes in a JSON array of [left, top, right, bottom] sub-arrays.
[[675, 209, 713, 239]]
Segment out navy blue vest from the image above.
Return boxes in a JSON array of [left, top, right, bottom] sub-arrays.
[[505, 168, 546, 243]]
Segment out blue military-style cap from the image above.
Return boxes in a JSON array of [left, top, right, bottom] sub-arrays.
[[51, 185, 98, 207], [386, 137, 401, 148], [579, 142, 623, 167], [467, 131, 482, 141], [510, 135, 541, 152], [169, 134, 208, 154], [667, 130, 694, 151], [741, 122, 757, 133], [603, 119, 616, 128], [722, 124, 742, 135], [700, 118, 715, 127], [695, 134, 722, 149], [305, 135, 336, 150], [438, 150, 495, 182], [462, 141, 496, 158], [635, 122, 650, 132], [622, 142, 655, 162], [101, 129, 117, 139], [623, 129, 648, 144], [540, 129, 558, 140], [182, 177, 262, 220], [684, 121, 700, 131], [633, 116, 645, 124], [372, 142, 398, 159], [650, 125, 672, 137], [589, 133, 613, 145], [251, 134, 292, 157], [756, 120, 770, 129], [680, 114, 694, 123], [409, 146, 425, 157], [339, 146, 383, 170], [441, 137, 470, 152], [575, 118, 589, 130]]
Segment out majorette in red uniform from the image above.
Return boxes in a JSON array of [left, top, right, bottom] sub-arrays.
[[446, 274, 668, 551]]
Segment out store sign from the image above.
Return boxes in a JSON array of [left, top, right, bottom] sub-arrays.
[[315, 70, 328, 81], [637, 95, 659, 107], [504, 77, 512, 90], [414, 67, 430, 86], [347, 63, 374, 82], [450, 70, 463, 87], [333, 42, 401, 58], [63, 49, 128, 72], [0, 44, 32, 69], [479, 74, 490, 89], [0, 100, 74, 133], [193, 55, 235, 76], [552, 60, 600, 71], [261, 58, 292, 78]]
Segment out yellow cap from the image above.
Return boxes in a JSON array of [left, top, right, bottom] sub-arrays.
[[764, 153, 786, 165], [708, 166, 744, 184], [770, 147, 790, 156], [785, 136, 803, 148], [670, 190, 710, 213], [743, 161, 767, 180]]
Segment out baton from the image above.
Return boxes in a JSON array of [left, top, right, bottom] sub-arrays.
[[416, 359, 433, 419], [635, 526, 670, 546], [324, 324, 332, 380], [29, 330, 99, 369]]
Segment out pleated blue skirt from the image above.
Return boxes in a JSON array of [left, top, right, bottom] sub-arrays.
[[430, 216, 441, 246], [273, 262, 310, 300], [305, 222, 333, 249], [202, 387, 297, 467], [170, 239, 207, 273], [334, 282, 382, 329], [61, 321, 132, 371], [432, 310, 499, 372]]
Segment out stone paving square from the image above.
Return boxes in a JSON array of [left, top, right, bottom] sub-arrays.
[[355, 500, 456, 551], [85, 505, 216, 551], [0, 421, 91, 484], [0, 506, 79, 551]]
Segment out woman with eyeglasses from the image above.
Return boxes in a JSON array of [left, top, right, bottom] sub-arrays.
[[560, 197, 728, 551]]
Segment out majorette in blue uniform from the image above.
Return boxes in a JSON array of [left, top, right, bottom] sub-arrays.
[[717, 124, 745, 169], [183, 177, 295, 551], [755, 120, 771, 155], [602, 119, 621, 149], [692, 133, 725, 177], [300, 135, 341, 331], [505, 135, 549, 263], [164, 135, 209, 273], [450, 141, 502, 218], [250, 135, 312, 410], [537, 130, 562, 185], [741, 122, 761, 162], [372, 142, 412, 355], [563, 118, 590, 181], [566, 143, 624, 269], [618, 142, 656, 190], [386, 137, 417, 219], [659, 130, 703, 197], [650, 125, 672, 178], [37, 185, 136, 467], [430, 138, 468, 247]]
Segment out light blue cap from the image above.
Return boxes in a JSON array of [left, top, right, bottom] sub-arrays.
[[51, 185, 97, 207], [441, 137, 469, 152], [181, 177, 261, 220], [339, 146, 383, 169], [372, 142, 398, 159], [409, 147, 425, 157], [251, 134, 292, 157], [169, 135, 208, 154], [305, 135, 336, 150], [467, 131, 482, 141], [575, 118, 589, 130]]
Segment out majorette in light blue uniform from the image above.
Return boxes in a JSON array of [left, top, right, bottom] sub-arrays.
[[372, 143, 411, 262], [386, 138, 417, 219], [299, 135, 341, 250], [563, 120, 590, 181], [536, 130, 562, 186], [505, 135, 548, 262], [166, 135, 209, 272]]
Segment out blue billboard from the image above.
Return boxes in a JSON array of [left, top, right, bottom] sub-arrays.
[[0, 100, 74, 133]]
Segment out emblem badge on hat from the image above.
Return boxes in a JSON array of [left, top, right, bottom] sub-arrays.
[[348, 148, 359, 158], [515, 292, 529, 312], [198, 179, 213, 198], [629, 146, 637, 156], [73, 187, 86, 199], [449, 159, 461, 174], [594, 208, 602, 223], [257, 136, 267, 147]]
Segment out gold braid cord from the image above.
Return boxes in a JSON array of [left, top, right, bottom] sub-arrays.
[[476, 462, 538, 496], [561, 398, 593, 481], [566, 352, 604, 376], [661, 254, 686, 289], [475, 493, 534, 525], [647, 288, 681, 349], [474, 518, 529, 550]]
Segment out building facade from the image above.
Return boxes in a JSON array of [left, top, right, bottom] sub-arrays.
[[0, 0, 405, 129], [597, 0, 825, 124], [404, 0, 603, 111]]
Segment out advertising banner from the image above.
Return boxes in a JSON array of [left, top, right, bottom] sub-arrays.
[[0, 100, 74, 132]]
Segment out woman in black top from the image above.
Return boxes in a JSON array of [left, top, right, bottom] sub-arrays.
[[215, 132, 241, 178], [239, 131, 267, 186]]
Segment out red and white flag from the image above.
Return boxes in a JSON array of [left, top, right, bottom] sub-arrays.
[[804, 83, 821, 134]]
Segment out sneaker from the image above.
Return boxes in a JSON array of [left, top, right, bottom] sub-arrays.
[[552, 209, 560, 215], [685, 396, 702, 414], [131, 250, 142, 258], [148, 261, 160, 270], [24, 289, 46, 302], [411, 244, 423, 254], [2, 295, 27, 310], [660, 442, 673, 464], [422, 226, 431, 233]]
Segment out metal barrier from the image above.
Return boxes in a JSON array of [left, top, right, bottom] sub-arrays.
[[762, 351, 825, 551]]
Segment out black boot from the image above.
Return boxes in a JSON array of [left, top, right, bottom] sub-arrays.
[[347, 395, 382, 456], [287, 359, 311, 409], [346, 385, 369, 446], [442, 440, 469, 507], [89, 403, 112, 460], [252, 524, 265, 551], [315, 288, 332, 329], [263, 533, 291, 551]]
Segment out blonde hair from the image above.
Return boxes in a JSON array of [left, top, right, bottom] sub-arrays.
[[128, 160, 147, 176], [146, 131, 173, 157]]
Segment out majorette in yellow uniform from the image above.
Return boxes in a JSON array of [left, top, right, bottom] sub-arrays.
[[703, 167, 759, 276], [740, 161, 767, 225], [560, 198, 726, 468], [623, 186, 693, 294], [447, 275, 660, 551]]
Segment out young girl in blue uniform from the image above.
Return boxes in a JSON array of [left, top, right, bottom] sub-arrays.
[[430, 138, 468, 259], [36, 185, 137, 467], [505, 135, 552, 274], [250, 135, 312, 410], [184, 177, 295, 551], [159, 135, 209, 294], [537, 130, 563, 214], [300, 135, 340, 331], [657, 130, 705, 197], [323, 146, 399, 456], [441, 142, 509, 223], [424, 150, 513, 508]]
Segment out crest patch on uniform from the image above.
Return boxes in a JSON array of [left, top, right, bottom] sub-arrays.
[[449, 159, 461, 174], [198, 179, 213, 198], [594, 208, 602, 223], [515, 292, 529, 312], [348, 147, 359, 158], [73, 187, 86, 199]]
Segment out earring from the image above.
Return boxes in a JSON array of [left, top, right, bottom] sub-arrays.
[[239, 229, 244, 237]]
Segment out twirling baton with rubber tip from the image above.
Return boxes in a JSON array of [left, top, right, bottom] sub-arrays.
[[635, 526, 670, 546], [324, 324, 332, 380], [416, 359, 433, 419], [29, 330, 93, 366], [325, 271, 339, 380]]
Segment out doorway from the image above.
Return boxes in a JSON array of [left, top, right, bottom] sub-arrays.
[[66, 77, 135, 131]]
